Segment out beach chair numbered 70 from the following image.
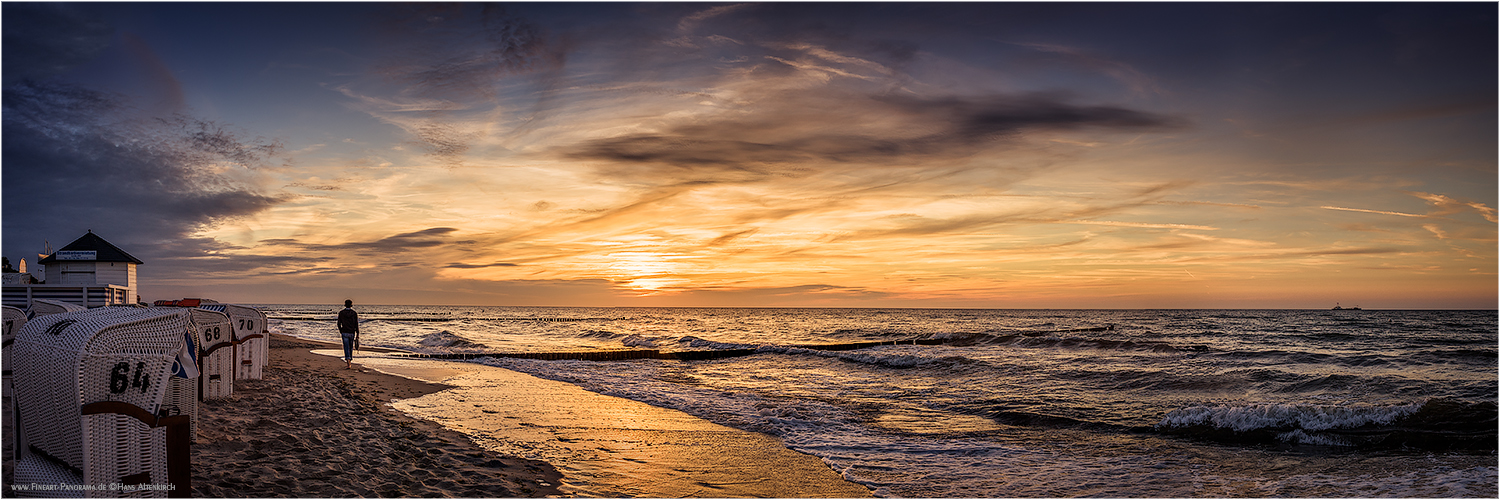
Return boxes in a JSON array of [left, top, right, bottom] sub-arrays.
[[197, 305, 268, 381]]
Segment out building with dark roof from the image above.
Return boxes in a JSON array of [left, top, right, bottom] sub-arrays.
[[2, 231, 141, 308], [37, 230, 144, 266]]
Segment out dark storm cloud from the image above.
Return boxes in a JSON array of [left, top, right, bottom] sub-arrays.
[[566, 91, 1182, 181], [374, 3, 563, 102], [2, 80, 286, 265], [883, 93, 1182, 140], [1, 3, 113, 85], [265, 227, 466, 255]]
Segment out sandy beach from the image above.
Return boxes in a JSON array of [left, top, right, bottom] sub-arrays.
[[4, 332, 872, 497], [188, 334, 872, 498], [190, 335, 564, 497]]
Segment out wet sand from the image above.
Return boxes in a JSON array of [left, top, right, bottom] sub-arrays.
[[346, 352, 875, 498]]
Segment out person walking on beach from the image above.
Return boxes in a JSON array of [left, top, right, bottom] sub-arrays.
[[338, 299, 359, 369]]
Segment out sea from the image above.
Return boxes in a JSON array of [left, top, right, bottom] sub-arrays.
[[265, 306, 1498, 497]]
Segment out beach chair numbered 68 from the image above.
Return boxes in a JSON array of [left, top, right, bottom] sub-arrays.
[[197, 304, 268, 381]]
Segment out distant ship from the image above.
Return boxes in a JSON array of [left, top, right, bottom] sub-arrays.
[[1332, 303, 1362, 310]]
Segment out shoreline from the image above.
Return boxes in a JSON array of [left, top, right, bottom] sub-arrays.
[[344, 350, 875, 498], [6, 331, 875, 497], [202, 333, 872, 498], [190, 334, 564, 497]]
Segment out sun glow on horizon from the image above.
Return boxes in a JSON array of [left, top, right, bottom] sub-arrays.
[[5, 3, 1493, 308]]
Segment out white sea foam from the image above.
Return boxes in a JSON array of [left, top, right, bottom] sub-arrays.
[[1275, 429, 1352, 446], [417, 330, 482, 349], [1157, 401, 1425, 431]]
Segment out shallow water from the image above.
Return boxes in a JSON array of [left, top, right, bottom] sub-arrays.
[[348, 354, 872, 498], [268, 307, 1498, 497]]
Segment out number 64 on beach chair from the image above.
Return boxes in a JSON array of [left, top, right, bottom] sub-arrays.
[[10, 307, 199, 498]]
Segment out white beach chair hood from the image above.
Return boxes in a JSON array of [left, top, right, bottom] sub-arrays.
[[10, 306, 199, 496]]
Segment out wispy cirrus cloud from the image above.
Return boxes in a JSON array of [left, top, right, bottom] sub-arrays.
[[1320, 192, 1498, 223], [444, 262, 519, 269], [1320, 206, 1427, 218], [329, 3, 568, 167], [1057, 220, 1218, 230], [676, 3, 754, 33], [1409, 191, 1498, 222], [1009, 41, 1165, 97]]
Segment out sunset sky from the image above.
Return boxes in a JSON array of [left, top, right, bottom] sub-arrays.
[[3, 3, 1495, 308]]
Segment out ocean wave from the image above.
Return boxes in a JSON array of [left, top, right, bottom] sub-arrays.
[[677, 335, 761, 351], [620, 334, 661, 348], [767, 346, 967, 369], [980, 410, 1129, 431], [579, 329, 627, 339], [1159, 401, 1422, 432], [416, 330, 487, 351], [1155, 398, 1498, 450], [923, 331, 1209, 353]]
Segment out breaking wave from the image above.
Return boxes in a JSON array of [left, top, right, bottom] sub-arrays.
[[416, 330, 487, 351], [1155, 398, 1497, 450]]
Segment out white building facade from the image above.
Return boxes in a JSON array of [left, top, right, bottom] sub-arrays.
[[2, 231, 142, 308]]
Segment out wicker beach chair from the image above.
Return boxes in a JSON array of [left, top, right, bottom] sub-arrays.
[[4, 304, 27, 337], [184, 308, 234, 401], [197, 305, 268, 381], [4, 305, 29, 470], [10, 307, 197, 497], [12, 453, 85, 498], [29, 299, 87, 317]]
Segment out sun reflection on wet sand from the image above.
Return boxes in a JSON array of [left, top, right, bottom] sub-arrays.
[[350, 354, 872, 498]]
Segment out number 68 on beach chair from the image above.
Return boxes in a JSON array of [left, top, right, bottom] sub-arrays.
[[10, 307, 199, 498], [185, 308, 234, 402], [196, 304, 268, 381]]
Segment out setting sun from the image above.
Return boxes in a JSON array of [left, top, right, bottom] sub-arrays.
[[3, 2, 1493, 308], [3, 4, 1493, 499]]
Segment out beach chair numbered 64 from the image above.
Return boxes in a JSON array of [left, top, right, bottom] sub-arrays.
[[10, 307, 198, 498]]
